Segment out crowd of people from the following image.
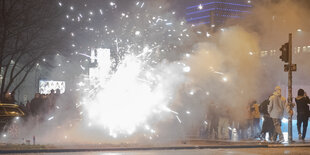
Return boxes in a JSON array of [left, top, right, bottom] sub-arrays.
[[203, 86, 310, 143], [203, 100, 263, 141], [2, 85, 310, 143], [25, 89, 61, 121], [2, 89, 78, 123]]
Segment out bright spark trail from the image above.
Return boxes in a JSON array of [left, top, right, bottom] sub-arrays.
[[58, 1, 200, 138]]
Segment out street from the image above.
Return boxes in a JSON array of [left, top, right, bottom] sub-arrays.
[[4, 148, 310, 155], [1, 0, 310, 153]]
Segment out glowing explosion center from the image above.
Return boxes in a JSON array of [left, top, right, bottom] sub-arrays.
[[83, 49, 183, 137]]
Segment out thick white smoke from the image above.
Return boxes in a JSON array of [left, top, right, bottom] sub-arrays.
[[4, 0, 310, 145]]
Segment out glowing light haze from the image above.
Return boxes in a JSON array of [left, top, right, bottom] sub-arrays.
[[67, 1, 197, 138], [12, 0, 309, 144], [83, 48, 186, 138], [61, 0, 260, 140]]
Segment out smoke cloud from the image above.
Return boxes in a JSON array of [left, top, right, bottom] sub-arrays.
[[5, 0, 310, 145]]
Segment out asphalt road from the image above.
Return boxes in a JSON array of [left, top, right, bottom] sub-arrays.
[[5, 148, 310, 155]]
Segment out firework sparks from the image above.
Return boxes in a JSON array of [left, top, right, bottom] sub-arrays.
[[57, 0, 205, 139], [83, 50, 186, 137]]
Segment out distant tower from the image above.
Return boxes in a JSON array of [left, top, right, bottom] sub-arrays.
[[185, 0, 253, 29]]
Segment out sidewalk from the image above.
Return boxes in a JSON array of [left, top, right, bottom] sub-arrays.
[[187, 139, 310, 148], [1, 139, 310, 154]]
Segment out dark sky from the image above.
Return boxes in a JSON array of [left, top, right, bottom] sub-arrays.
[[115, 0, 189, 17]]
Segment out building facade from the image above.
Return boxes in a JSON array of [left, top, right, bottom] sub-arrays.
[[185, 0, 253, 27]]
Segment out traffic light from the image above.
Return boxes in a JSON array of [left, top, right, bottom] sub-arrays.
[[279, 43, 289, 63]]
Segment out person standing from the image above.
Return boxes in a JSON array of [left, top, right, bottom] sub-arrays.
[[259, 96, 274, 141], [251, 100, 261, 138], [239, 102, 252, 140], [30, 93, 41, 118], [268, 86, 293, 143], [295, 89, 310, 141], [10, 91, 16, 104], [218, 106, 230, 140], [207, 101, 219, 139], [48, 89, 56, 113]]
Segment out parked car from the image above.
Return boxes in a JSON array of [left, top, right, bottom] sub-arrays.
[[0, 103, 26, 138]]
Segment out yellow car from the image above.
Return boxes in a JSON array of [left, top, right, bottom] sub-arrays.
[[0, 103, 25, 138]]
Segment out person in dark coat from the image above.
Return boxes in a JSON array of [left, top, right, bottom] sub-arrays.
[[295, 89, 310, 141], [259, 96, 274, 141], [38, 94, 49, 122], [10, 91, 16, 104], [30, 93, 41, 117]]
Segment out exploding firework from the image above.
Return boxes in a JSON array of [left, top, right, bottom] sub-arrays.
[[58, 1, 201, 138], [51, 0, 259, 141], [82, 48, 187, 138]]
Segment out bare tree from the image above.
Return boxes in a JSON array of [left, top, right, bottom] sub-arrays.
[[0, 0, 72, 101]]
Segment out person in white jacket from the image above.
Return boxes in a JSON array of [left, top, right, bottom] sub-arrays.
[[268, 86, 293, 143]]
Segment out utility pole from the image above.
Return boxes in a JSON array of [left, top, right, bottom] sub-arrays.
[[288, 33, 293, 144], [279, 33, 296, 144]]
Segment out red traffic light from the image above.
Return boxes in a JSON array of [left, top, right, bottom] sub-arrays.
[[279, 43, 289, 63]]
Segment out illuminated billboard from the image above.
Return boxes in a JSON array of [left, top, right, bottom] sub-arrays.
[[39, 80, 65, 94]]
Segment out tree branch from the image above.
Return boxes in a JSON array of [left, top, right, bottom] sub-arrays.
[[12, 62, 36, 93], [0, 53, 14, 100], [4, 53, 41, 93]]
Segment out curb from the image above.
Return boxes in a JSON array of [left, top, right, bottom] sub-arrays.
[[0, 145, 268, 154], [268, 144, 310, 148], [1, 143, 310, 153]]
